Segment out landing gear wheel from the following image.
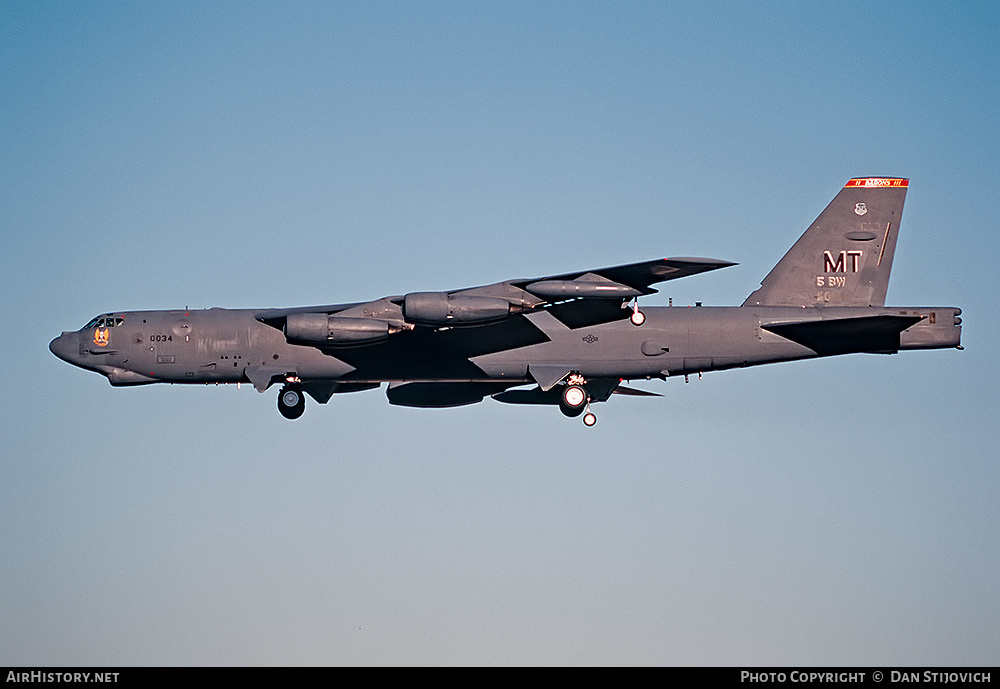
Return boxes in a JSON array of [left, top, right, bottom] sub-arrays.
[[277, 385, 305, 419], [583, 411, 597, 427], [630, 309, 646, 326], [559, 384, 588, 418]]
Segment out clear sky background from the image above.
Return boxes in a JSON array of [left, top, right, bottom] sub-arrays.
[[2, 1, 997, 666]]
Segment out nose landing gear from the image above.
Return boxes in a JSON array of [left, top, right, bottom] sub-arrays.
[[277, 384, 305, 419]]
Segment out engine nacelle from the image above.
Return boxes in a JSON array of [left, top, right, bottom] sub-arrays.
[[403, 292, 510, 326], [284, 314, 391, 344]]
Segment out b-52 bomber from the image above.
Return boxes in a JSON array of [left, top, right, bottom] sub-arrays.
[[50, 177, 962, 426]]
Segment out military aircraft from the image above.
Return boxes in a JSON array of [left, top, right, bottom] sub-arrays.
[[50, 177, 962, 426]]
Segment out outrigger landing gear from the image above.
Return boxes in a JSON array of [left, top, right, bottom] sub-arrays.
[[277, 384, 305, 419], [629, 298, 646, 326]]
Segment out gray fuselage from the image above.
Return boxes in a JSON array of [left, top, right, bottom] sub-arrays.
[[49, 303, 961, 388]]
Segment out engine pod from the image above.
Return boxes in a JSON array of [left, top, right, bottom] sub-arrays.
[[285, 314, 391, 344], [403, 293, 510, 326]]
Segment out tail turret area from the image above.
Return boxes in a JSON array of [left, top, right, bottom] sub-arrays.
[[743, 177, 908, 307]]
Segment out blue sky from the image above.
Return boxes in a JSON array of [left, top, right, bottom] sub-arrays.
[[2, 1, 998, 665]]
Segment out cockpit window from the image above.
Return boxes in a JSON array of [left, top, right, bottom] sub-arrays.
[[83, 315, 124, 329]]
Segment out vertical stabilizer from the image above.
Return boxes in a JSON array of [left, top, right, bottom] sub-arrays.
[[743, 177, 908, 307]]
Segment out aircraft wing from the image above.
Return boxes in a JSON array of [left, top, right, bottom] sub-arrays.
[[256, 256, 735, 322], [254, 302, 370, 322], [509, 256, 737, 297], [443, 255, 735, 307], [252, 256, 735, 348]]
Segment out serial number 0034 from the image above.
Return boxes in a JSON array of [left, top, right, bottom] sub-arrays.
[[150, 334, 173, 342]]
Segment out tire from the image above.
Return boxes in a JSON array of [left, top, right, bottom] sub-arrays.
[[559, 384, 587, 418], [278, 386, 305, 419]]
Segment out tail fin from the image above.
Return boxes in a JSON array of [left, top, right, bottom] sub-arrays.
[[743, 177, 908, 307]]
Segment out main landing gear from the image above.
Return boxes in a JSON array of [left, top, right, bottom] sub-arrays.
[[559, 376, 598, 427], [277, 384, 305, 419]]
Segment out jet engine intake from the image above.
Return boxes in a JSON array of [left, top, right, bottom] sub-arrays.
[[403, 292, 510, 326], [284, 314, 391, 344]]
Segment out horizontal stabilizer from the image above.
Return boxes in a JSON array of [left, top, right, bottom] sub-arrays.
[[763, 314, 923, 355]]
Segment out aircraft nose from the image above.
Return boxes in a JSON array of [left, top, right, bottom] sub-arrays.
[[49, 332, 77, 363]]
